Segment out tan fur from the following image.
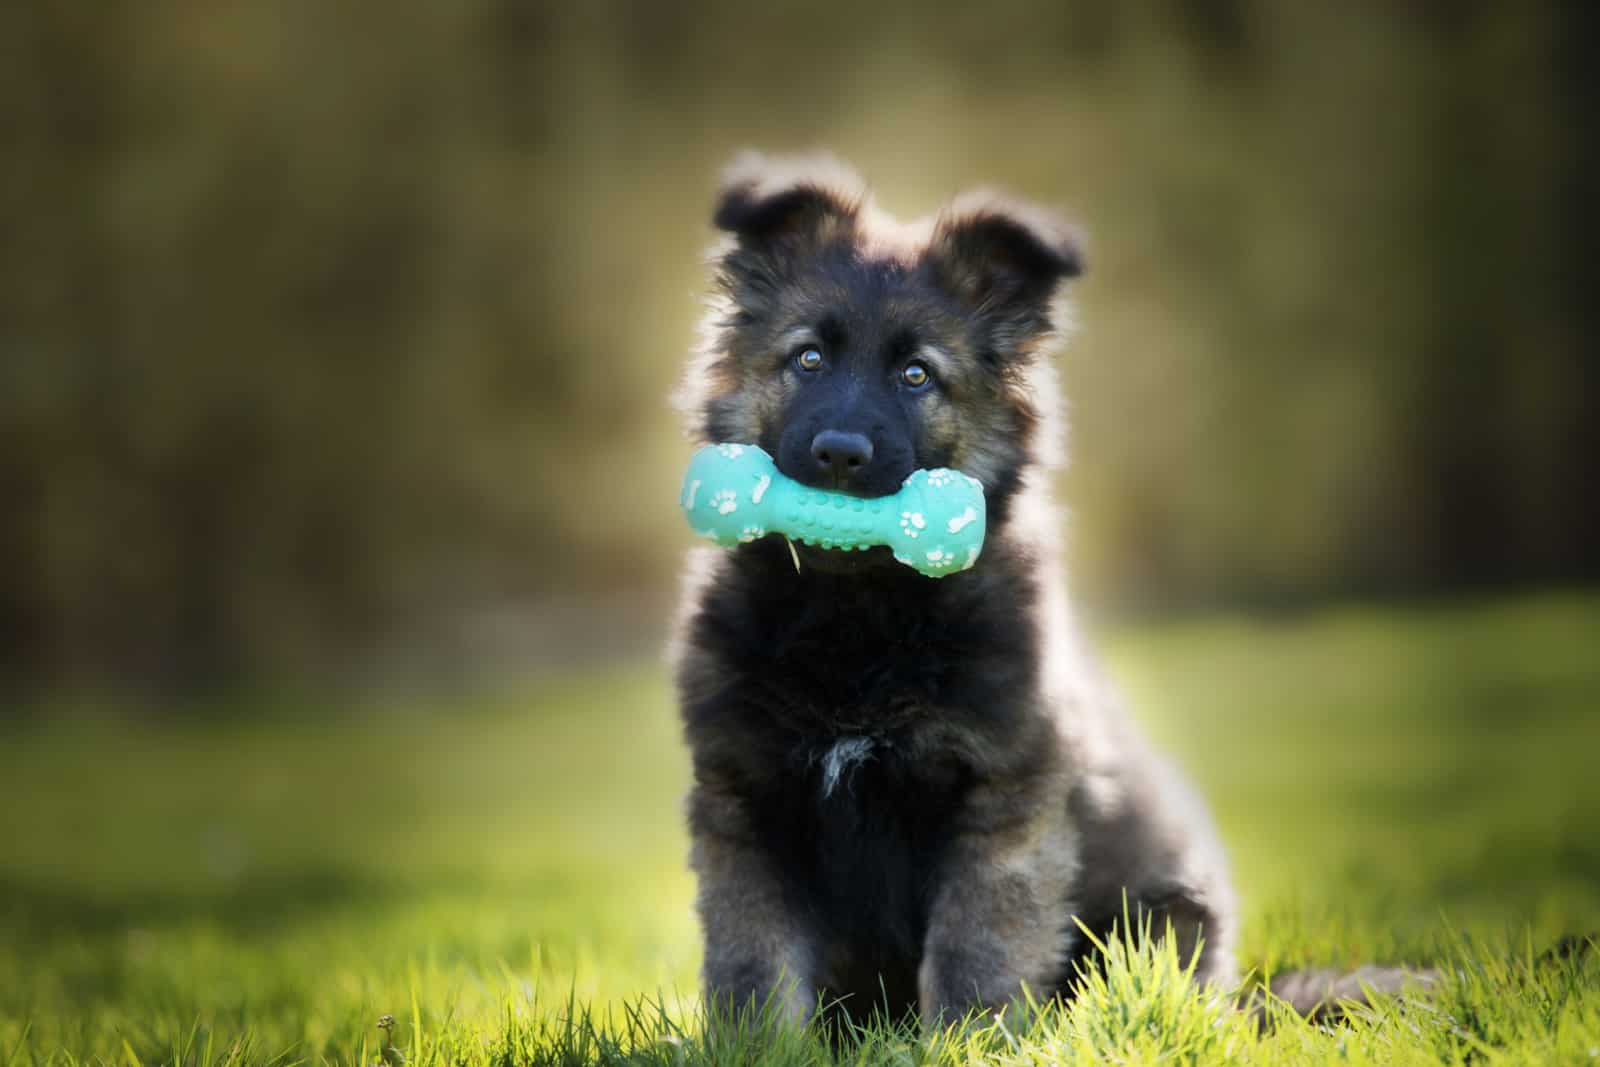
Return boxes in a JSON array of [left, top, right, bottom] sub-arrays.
[[688, 782, 818, 1021], [918, 784, 1080, 1018]]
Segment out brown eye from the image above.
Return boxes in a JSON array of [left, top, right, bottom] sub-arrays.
[[901, 361, 931, 388], [795, 347, 824, 372]]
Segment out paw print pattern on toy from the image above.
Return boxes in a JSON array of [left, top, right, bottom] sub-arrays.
[[899, 511, 925, 539], [711, 489, 738, 515]]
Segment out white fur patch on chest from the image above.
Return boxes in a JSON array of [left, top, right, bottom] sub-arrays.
[[818, 736, 876, 798]]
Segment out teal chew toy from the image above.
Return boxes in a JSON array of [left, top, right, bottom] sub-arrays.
[[681, 443, 986, 577]]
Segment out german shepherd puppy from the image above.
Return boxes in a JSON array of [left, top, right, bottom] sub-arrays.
[[672, 153, 1236, 1025]]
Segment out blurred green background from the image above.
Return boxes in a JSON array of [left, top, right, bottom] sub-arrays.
[[3, 1, 1594, 691]]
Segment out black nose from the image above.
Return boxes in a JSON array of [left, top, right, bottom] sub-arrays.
[[810, 430, 874, 481]]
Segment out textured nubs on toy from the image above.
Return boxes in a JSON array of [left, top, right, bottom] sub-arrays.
[[680, 443, 986, 577]]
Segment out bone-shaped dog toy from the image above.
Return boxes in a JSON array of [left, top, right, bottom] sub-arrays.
[[680, 443, 986, 577]]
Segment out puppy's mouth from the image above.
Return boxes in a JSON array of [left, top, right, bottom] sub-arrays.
[[773, 460, 919, 500], [787, 540, 899, 575]]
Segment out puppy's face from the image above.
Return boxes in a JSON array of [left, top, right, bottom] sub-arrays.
[[683, 154, 1082, 525]]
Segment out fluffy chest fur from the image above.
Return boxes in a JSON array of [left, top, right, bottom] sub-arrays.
[[678, 537, 1064, 1001], [678, 537, 1047, 780], [766, 730, 963, 979]]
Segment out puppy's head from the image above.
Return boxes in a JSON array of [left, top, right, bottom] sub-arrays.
[[680, 152, 1082, 525]]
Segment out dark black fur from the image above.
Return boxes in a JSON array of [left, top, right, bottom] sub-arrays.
[[681, 535, 1056, 1020]]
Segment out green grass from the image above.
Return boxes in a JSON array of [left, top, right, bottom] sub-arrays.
[[3, 592, 1599, 1064]]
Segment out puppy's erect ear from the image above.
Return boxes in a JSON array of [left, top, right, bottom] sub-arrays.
[[929, 192, 1084, 317], [713, 152, 866, 246]]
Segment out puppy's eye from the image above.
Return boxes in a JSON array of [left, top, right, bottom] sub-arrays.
[[901, 361, 931, 388], [794, 347, 824, 372]]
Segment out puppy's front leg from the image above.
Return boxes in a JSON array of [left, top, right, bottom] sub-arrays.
[[918, 795, 1074, 1024], [689, 786, 818, 1023]]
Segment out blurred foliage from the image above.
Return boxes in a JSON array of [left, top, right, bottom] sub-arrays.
[[1, 2, 1594, 687]]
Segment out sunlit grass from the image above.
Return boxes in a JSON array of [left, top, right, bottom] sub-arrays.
[[2, 592, 1598, 1064]]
